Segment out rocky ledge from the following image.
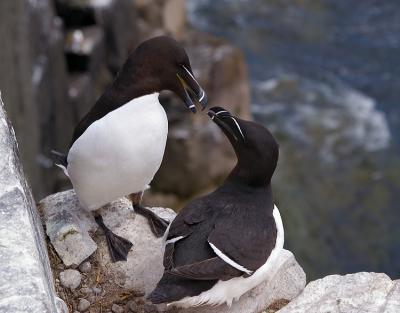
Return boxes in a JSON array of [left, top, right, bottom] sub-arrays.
[[279, 272, 400, 313], [39, 189, 400, 313], [39, 190, 306, 313]]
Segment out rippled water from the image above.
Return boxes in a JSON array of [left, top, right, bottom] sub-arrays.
[[188, 0, 400, 279]]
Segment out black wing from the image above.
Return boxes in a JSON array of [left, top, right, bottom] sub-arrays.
[[167, 257, 242, 281], [162, 197, 210, 270], [208, 212, 277, 272], [162, 196, 267, 281], [51, 150, 68, 167]]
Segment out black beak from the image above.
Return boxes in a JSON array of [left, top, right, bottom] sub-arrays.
[[208, 107, 245, 142], [177, 65, 208, 113]]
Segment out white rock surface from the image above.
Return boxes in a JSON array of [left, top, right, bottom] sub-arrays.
[[95, 198, 176, 295], [59, 269, 82, 290], [39, 190, 98, 267], [0, 94, 67, 312], [278, 272, 400, 313]]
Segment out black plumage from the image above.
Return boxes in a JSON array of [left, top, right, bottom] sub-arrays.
[[149, 106, 280, 305], [51, 36, 208, 262]]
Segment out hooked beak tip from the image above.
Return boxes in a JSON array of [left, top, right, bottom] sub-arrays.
[[198, 90, 208, 110], [189, 105, 197, 113], [207, 110, 216, 119]]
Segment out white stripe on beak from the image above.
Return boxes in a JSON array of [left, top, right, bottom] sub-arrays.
[[215, 110, 229, 116], [199, 90, 206, 102], [182, 65, 197, 82], [230, 117, 245, 140]]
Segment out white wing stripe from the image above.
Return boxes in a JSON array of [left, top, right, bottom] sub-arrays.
[[208, 241, 253, 275], [166, 236, 185, 245]]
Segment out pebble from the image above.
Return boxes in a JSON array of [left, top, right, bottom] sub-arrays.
[[92, 287, 102, 295], [135, 298, 145, 305], [128, 300, 138, 312], [78, 298, 90, 312], [80, 287, 92, 294], [143, 303, 158, 313], [79, 261, 92, 273], [59, 269, 82, 290], [56, 263, 65, 270], [111, 304, 124, 313], [88, 295, 96, 303], [131, 290, 145, 298]]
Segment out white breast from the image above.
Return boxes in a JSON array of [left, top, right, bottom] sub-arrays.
[[67, 93, 168, 211], [170, 205, 285, 308]]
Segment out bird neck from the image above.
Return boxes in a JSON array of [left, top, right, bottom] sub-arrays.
[[220, 178, 274, 203], [226, 157, 272, 188]]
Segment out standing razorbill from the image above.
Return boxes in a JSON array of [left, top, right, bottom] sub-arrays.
[[52, 36, 207, 262], [148, 107, 284, 308]]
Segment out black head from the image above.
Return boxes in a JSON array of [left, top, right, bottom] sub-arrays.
[[114, 36, 207, 112], [208, 106, 279, 186]]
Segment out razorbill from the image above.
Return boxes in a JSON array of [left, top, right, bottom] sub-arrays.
[[148, 106, 284, 308], [52, 36, 207, 262]]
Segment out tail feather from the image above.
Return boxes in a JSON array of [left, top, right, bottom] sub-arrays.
[[148, 274, 215, 305], [147, 289, 168, 304], [51, 150, 68, 167], [51, 150, 69, 177]]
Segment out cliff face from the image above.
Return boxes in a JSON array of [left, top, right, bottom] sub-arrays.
[[0, 94, 67, 313], [0, 0, 251, 206], [0, 0, 72, 198]]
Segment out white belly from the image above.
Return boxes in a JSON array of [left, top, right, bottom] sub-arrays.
[[171, 206, 285, 308], [67, 93, 168, 211]]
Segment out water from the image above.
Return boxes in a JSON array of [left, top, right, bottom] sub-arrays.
[[188, 0, 400, 279]]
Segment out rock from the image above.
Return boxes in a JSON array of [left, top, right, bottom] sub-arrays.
[[163, 0, 186, 40], [92, 287, 102, 295], [67, 74, 97, 125], [39, 190, 98, 267], [96, 200, 176, 295], [180, 250, 305, 313], [65, 26, 105, 76], [278, 272, 400, 313], [111, 303, 123, 313], [78, 298, 90, 312], [80, 287, 92, 295], [0, 0, 73, 199], [128, 300, 139, 312], [143, 303, 158, 313], [0, 95, 67, 312], [55, 0, 137, 72], [59, 269, 82, 290], [41, 189, 176, 296], [79, 261, 92, 273]]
